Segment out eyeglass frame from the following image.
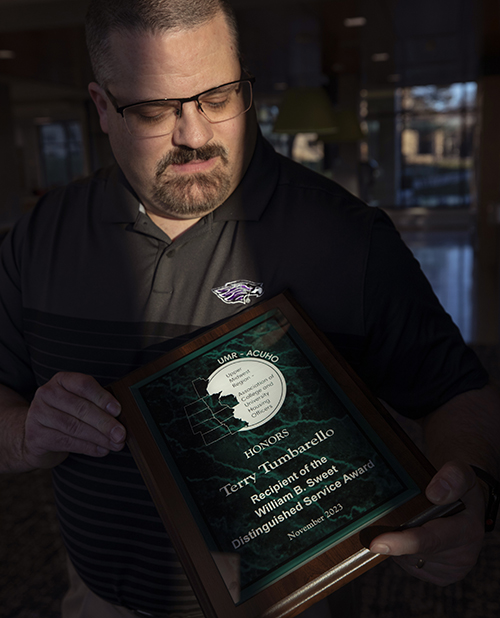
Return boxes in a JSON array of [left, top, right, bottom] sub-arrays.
[[104, 76, 256, 134]]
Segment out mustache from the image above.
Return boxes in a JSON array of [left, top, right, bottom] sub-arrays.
[[156, 144, 229, 177]]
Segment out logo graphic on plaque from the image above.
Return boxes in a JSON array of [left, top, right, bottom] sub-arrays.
[[186, 358, 287, 444], [127, 310, 420, 604]]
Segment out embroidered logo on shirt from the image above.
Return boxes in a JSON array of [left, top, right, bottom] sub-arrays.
[[212, 280, 264, 305]]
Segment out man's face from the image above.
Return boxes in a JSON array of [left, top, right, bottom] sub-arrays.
[[89, 14, 256, 220]]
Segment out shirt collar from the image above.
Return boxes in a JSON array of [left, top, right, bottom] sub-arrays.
[[101, 165, 142, 223], [212, 129, 280, 222]]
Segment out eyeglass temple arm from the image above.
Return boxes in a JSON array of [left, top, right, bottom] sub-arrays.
[[103, 88, 123, 115]]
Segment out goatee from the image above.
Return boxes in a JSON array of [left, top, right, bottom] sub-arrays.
[[152, 143, 231, 218]]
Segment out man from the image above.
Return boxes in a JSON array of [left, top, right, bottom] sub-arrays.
[[0, 0, 498, 616]]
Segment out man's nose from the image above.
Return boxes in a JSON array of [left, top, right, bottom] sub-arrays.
[[171, 100, 214, 149]]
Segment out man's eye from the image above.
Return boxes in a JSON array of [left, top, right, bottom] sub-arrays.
[[203, 84, 238, 105], [203, 97, 231, 109], [130, 105, 175, 122], [202, 90, 236, 108]]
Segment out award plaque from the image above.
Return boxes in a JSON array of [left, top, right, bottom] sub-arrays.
[[110, 293, 455, 618]]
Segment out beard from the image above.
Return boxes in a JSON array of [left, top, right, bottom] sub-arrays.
[[151, 143, 232, 218]]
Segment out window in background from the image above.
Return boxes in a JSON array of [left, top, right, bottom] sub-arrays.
[[361, 82, 477, 209], [402, 230, 474, 342], [257, 103, 327, 174], [38, 120, 85, 190], [257, 104, 292, 157]]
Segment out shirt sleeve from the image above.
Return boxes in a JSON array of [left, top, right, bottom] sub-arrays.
[[357, 209, 488, 418], [0, 215, 38, 399]]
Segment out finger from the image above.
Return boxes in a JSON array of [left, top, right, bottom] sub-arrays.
[[49, 372, 121, 417], [371, 492, 485, 561], [31, 423, 116, 458], [370, 463, 483, 557], [32, 390, 126, 445], [425, 460, 477, 505], [34, 374, 124, 443], [27, 403, 126, 454], [35, 405, 125, 449], [370, 522, 443, 557]]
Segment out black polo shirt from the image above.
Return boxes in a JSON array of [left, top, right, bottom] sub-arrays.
[[0, 132, 487, 613]]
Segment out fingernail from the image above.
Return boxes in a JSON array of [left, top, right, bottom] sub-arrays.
[[371, 543, 390, 555], [106, 401, 122, 417], [426, 478, 452, 503], [111, 426, 126, 443]]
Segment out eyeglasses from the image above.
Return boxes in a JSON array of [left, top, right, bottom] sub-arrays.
[[105, 76, 255, 138]]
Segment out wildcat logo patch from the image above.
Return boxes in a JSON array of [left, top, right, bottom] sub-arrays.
[[212, 280, 264, 305]]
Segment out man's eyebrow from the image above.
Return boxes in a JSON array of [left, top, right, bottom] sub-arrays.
[[113, 95, 172, 109], [205, 83, 235, 94], [132, 98, 176, 105]]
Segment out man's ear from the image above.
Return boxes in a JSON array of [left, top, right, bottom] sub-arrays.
[[88, 82, 110, 134]]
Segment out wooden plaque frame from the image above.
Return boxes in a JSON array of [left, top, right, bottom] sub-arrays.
[[110, 292, 453, 618]]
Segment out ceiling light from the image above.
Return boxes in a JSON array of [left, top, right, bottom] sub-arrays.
[[344, 17, 367, 27], [372, 52, 390, 62], [0, 50, 15, 59]]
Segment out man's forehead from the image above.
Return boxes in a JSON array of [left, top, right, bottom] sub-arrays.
[[106, 23, 239, 100]]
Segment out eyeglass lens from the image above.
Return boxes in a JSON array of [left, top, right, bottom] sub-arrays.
[[123, 80, 253, 137]]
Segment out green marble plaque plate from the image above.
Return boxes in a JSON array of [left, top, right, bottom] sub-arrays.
[[110, 293, 442, 618]]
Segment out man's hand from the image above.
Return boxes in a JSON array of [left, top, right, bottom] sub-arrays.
[[370, 460, 486, 586], [22, 372, 126, 469]]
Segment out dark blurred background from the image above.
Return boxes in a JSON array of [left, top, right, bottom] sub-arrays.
[[0, 0, 499, 616]]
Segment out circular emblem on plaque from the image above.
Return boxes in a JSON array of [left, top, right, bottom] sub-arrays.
[[206, 358, 286, 431]]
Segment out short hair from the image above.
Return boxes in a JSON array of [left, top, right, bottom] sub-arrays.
[[85, 0, 240, 86]]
